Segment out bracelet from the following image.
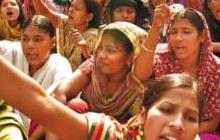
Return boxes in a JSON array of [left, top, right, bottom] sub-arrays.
[[142, 45, 155, 53]]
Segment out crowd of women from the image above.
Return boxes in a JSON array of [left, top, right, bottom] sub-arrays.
[[0, 0, 219, 139]]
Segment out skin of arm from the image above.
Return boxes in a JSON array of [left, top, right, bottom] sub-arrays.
[[199, 114, 220, 133], [50, 69, 90, 104], [186, 0, 202, 11], [0, 56, 88, 140], [32, 0, 60, 27], [134, 2, 171, 81], [212, 42, 220, 53]]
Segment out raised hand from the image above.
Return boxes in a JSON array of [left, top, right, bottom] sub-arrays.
[[68, 29, 90, 58], [152, 0, 171, 29]]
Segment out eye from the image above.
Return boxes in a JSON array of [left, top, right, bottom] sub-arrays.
[[160, 107, 173, 114], [10, 2, 17, 6], [127, 8, 135, 14], [185, 114, 198, 122], [107, 48, 116, 54], [21, 37, 28, 42], [169, 29, 177, 35], [183, 30, 191, 34], [33, 37, 43, 43], [115, 8, 123, 13]]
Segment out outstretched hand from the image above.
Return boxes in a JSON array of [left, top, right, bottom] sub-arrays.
[[152, 0, 171, 29]]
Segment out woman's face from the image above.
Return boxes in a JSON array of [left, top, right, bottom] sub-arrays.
[[144, 87, 199, 140], [96, 34, 131, 75], [21, 25, 55, 71], [67, 0, 92, 27], [208, 0, 220, 21], [0, 0, 20, 24], [113, 6, 136, 23], [168, 18, 203, 61]]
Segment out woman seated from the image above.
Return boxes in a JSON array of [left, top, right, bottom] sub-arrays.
[[0, 59, 203, 139], [0, 15, 72, 138], [138, 1, 220, 139]]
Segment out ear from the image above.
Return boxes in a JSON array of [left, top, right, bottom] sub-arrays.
[[199, 31, 205, 44], [50, 37, 56, 49], [86, 13, 94, 23], [126, 52, 134, 67]]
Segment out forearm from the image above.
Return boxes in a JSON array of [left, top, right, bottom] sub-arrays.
[[32, 0, 49, 15], [199, 116, 220, 133], [134, 25, 161, 81], [212, 42, 220, 53], [32, 0, 59, 26], [51, 69, 90, 102], [0, 56, 88, 140], [186, 0, 202, 11]]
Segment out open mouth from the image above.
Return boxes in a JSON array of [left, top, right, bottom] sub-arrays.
[[159, 136, 178, 140], [7, 11, 13, 16]]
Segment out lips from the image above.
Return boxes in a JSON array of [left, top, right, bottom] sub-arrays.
[[6, 11, 13, 16], [173, 46, 186, 54], [26, 53, 38, 60], [159, 136, 179, 140]]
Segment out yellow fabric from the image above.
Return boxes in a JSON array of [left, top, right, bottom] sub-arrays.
[[0, 16, 21, 41], [0, 102, 27, 140], [82, 22, 148, 120]]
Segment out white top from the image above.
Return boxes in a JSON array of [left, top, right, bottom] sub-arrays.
[[0, 40, 72, 131]]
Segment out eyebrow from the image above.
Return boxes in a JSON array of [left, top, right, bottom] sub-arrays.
[[162, 101, 199, 114]]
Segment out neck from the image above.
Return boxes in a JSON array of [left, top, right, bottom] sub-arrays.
[[74, 24, 88, 33], [9, 20, 19, 27], [107, 67, 130, 83], [180, 57, 199, 75], [29, 65, 39, 77]]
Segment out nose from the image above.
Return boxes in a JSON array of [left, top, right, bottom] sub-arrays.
[[68, 6, 74, 14], [176, 32, 183, 41], [25, 40, 35, 50], [122, 11, 129, 18], [169, 115, 185, 134]]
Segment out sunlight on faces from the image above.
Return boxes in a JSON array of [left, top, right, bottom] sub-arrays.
[[113, 6, 136, 23], [0, 0, 19, 24], [96, 34, 131, 75], [168, 18, 203, 61], [208, 0, 220, 21], [67, 0, 91, 26], [144, 88, 199, 140], [21, 25, 55, 71]]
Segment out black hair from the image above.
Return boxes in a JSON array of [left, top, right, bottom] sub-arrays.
[[171, 8, 205, 34], [105, 0, 150, 24], [143, 74, 203, 122], [102, 29, 133, 54], [22, 15, 55, 38], [83, 0, 101, 28]]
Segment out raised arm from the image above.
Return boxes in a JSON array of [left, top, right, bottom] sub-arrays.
[[134, 0, 171, 81], [199, 114, 220, 133], [32, 0, 61, 27], [0, 56, 88, 140], [186, 0, 202, 11], [212, 42, 220, 53]]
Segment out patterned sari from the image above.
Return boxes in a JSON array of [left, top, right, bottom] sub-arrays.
[[78, 22, 148, 122], [152, 9, 220, 138]]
